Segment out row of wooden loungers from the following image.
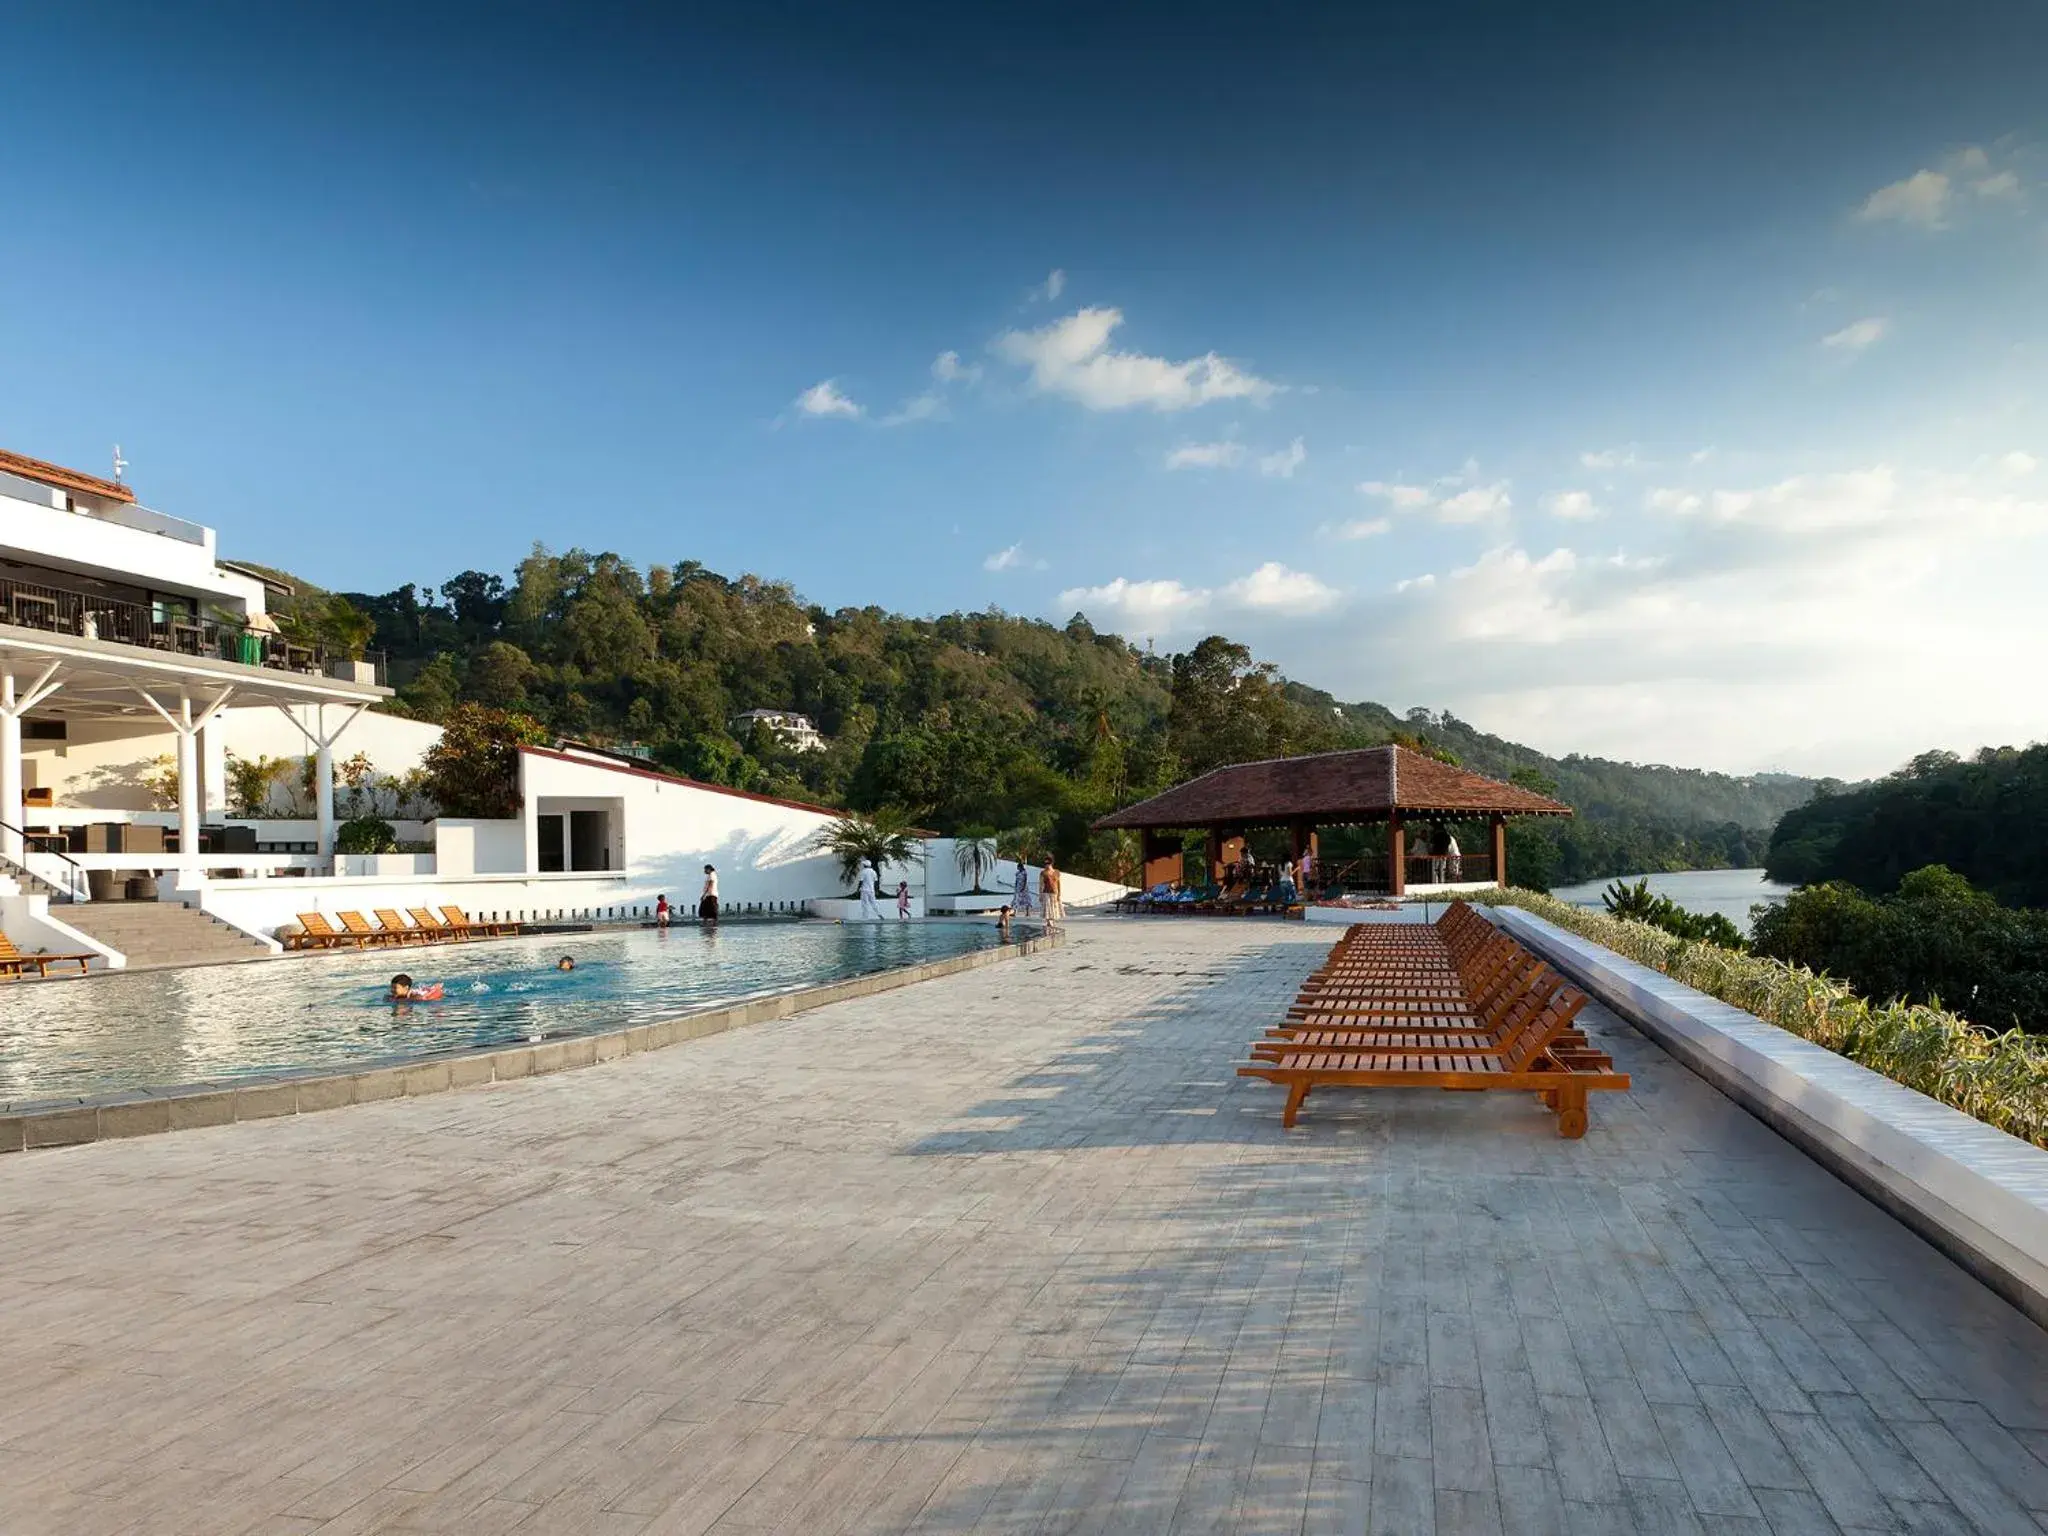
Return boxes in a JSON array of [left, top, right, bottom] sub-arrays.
[[1237, 903, 1629, 1137], [286, 907, 520, 950]]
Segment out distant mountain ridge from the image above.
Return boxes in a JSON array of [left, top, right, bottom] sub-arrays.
[[254, 546, 1818, 888]]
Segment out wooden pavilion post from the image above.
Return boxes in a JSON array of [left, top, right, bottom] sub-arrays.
[[1490, 814, 1507, 889], [1388, 811, 1406, 897], [1141, 828, 1181, 889]]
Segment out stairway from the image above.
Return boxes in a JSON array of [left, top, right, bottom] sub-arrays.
[[61, 901, 275, 970]]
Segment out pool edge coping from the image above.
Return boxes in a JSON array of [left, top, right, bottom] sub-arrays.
[[0, 932, 1063, 1154], [1488, 905, 2048, 1332]]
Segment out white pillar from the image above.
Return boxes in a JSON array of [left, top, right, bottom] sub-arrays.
[[0, 679, 19, 864], [199, 720, 228, 816], [316, 740, 335, 856], [176, 716, 200, 873]]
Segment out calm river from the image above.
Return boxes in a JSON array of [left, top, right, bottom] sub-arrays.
[[1547, 867, 1795, 934]]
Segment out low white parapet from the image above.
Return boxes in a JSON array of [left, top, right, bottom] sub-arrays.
[[1491, 905, 2048, 1329]]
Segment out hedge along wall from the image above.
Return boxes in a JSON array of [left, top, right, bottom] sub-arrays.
[[1441, 889, 2048, 1149]]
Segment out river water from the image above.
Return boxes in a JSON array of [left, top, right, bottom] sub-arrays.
[[1547, 867, 1795, 934]]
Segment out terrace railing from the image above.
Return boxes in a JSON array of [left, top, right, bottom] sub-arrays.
[[1315, 852, 1496, 892], [0, 571, 381, 685], [0, 821, 89, 902]]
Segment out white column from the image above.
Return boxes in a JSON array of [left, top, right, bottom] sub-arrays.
[[199, 720, 228, 816], [315, 740, 336, 856], [0, 679, 19, 864], [176, 703, 200, 873]]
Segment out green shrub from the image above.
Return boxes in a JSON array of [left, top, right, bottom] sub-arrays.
[[1600, 878, 1747, 950], [1449, 888, 2048, 1148], [335, 817, 398, 855]]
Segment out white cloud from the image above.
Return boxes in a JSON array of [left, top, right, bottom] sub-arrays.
[[1822, 316, 1889, 352], [794, 379, 862, 419], [1436, 481, 1512, 523], [1542, 490, 1600, 521], [1220, 562, 1339, 613], [881, 393, 943, 426], [1259, 438, 1307, 479], [2000, 450, 2039, 478], [1690, 447, 1716, 465], [931, 350, 981, 384], [1165, 441, 1245, 471], [1032, 269, 1067, 302], [1975, 170, 2022, 201], [1359, 480, 1434, 510], [1394, 574, 1436, 593], [1645, 487, 1702, 515], [1330, 517, 1391, 540], [1859, 168, 1951, 227], [993, 306, 1278, 412], [984, 543, 1024, 571], [1055, 576, 1207, 633], [1059, 560, 1340, 633], [1579, 446, 1638, 470]]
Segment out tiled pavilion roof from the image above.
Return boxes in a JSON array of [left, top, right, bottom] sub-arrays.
[[1092, 744, 1573, 830]]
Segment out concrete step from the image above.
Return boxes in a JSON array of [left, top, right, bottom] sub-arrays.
[[61, 902, 273, 969]]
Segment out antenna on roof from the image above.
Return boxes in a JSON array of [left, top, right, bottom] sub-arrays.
[[111, 444, 129, 483]]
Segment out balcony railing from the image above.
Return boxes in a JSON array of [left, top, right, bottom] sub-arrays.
[[1316, 853, 1497, 891], [0, 572, 379, 684]]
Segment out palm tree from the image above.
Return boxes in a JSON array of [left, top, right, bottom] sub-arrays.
[[954, 831, 999, 893], [811, 807, 924, 889]]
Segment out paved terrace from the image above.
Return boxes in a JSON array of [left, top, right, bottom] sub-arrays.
[[4, 921, 2048, 1535]]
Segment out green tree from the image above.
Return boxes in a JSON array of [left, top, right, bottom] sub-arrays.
[[953, 831, 999, 893], [420, 704, 549, 818], [810, 807, 924, 889]]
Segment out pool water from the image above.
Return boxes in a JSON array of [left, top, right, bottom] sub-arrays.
[[0, 920, 1006, 1105]]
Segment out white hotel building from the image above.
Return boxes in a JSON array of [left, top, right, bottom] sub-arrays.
[[0, 448, 1110, 970]]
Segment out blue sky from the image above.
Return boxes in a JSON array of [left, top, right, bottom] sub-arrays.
[[3, 2, 2044, 777]]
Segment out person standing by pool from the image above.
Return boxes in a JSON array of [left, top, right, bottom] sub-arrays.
[[896, 879, 911, 919], [857, 859, 881, 921], [699, 865, 720, 924], [655, 893, 670, 929], [1041, 857, 1064, 926], [1011, 859, 1034, 916]]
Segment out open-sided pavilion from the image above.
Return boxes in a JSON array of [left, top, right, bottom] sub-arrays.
[[1093, 743, 1573, 895]]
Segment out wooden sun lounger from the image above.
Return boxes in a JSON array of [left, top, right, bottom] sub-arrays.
[[373, 909, 430, 945], [442, 905, 518, 937], [336, 911, 402, 947], [289, 912, 355, 950], [1239, 991, 1627, 1136], [408, 907, 473, 941], [0, 934, 94, 978]]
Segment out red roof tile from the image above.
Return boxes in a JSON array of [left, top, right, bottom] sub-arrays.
[[0, 447, 136, 504], [1092, 745, 1572, 830]]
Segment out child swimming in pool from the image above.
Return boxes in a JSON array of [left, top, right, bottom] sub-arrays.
[[389, 973, 443, 1002], [556, 956, 576, 972]]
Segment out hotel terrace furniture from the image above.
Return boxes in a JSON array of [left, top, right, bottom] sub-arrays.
[[408, 908, 476, 941], [373, 910, 431, 945], [1237, 904, 1628, 1136], [441, 905, 519, 937], [286, 913, 356, 950], [1094, 744, 1573, 898], [0, 934, 95, 978], [336, 911, 400, 946]]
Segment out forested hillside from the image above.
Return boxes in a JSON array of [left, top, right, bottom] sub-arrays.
[[1766, 746, 2048, 907], [260, 545, 1814, 887]]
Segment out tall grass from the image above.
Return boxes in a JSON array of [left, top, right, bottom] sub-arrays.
[[1447, 889, 2048, 1149]]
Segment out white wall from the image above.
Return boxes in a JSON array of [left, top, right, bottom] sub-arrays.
[[0, 484, 244, 606], [518, 749, 922, 907], [920, 839, 1129, 910], [20, 707, 441, 817], [432, 819, 526, 876]]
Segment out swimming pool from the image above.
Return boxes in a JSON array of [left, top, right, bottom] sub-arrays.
[[0, 921, 1006, 1104]]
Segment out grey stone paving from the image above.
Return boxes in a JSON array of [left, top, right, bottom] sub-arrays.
[[4, 918, 2048, 1534]]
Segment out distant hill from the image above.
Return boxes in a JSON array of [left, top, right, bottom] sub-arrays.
[[254, 545, 1818, 888], [1765, 745, 2048, 906]]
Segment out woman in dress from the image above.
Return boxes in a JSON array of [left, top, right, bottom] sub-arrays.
[[1011, 858, 1034, 916], [1040, 857, 1064, 926], [896, 880, 912, 919]]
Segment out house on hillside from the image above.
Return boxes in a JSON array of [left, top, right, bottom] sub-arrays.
[[733, 709, 825, 752]]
